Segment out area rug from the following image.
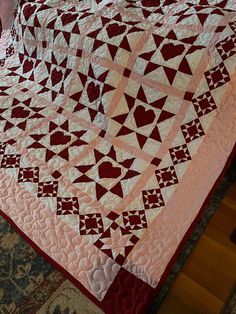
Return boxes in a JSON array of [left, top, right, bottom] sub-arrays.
[[221, 281, 236, 314], [0, 1, 236, 313]]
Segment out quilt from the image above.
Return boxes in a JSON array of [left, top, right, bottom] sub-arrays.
[[0, 1, 236, 313], [0, 0, 18, 66]]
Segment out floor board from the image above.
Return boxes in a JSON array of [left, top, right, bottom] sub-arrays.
[[158, 181, 236, 313]]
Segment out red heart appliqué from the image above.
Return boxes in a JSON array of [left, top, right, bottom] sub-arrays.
[[98, 161, 122, 179], [51, 68, 63, 86], [161, 43, 185, 61], [11, 106, 30, 119], [50, 131, 71, 146], [87, 82, 100, 102], [142, 0, 157, 7], [134, 105, 155, 128], [23, 59, 34, 73], [106, 23, 127, 38], [61, 13, 78, 26], [23, 4, 37, 21]]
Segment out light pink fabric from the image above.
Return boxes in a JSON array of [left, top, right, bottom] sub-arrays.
[[0, 0, 18, 66], [0, 0, 17, 30]]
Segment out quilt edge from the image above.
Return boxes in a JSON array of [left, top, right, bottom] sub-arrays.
[[0, 143, 235, 314], [144, 141, 236, 314]]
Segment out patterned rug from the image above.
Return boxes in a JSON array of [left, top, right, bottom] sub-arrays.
[[0, 161, 235, 314], [0, 220, 102, 314], [221, 282, 236, 314]]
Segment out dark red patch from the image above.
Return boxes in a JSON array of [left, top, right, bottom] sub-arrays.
[[98, 161, 122, 179], [161, 43, 185, 61], [23, 59, 34, 73], [11, 106, 30, 119], [51, 68, 63, 86], [50, 131, 71, 146], [106, 23, 127, 38], [134, 105, 155, 127], [61, 13, 78, 26], [87, 81, 100, 102]]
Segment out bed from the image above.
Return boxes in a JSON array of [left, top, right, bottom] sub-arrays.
[[0, 1, 236, 313]]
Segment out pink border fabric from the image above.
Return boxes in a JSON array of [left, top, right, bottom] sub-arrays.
[[0, 0, 18, 30]]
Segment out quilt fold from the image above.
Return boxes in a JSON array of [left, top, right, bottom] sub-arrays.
[[0, 0, 236, 313]]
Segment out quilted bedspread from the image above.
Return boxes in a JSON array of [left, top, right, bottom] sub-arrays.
[[0, 0, 236, 313]]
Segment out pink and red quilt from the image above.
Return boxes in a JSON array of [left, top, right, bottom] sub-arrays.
[[0, 0, 236, 313]]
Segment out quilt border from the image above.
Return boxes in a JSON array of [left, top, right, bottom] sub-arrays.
[[0, 142, 235, 314]]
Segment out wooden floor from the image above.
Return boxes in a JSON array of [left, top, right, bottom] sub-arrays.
[[158, 181, 236, 314]]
